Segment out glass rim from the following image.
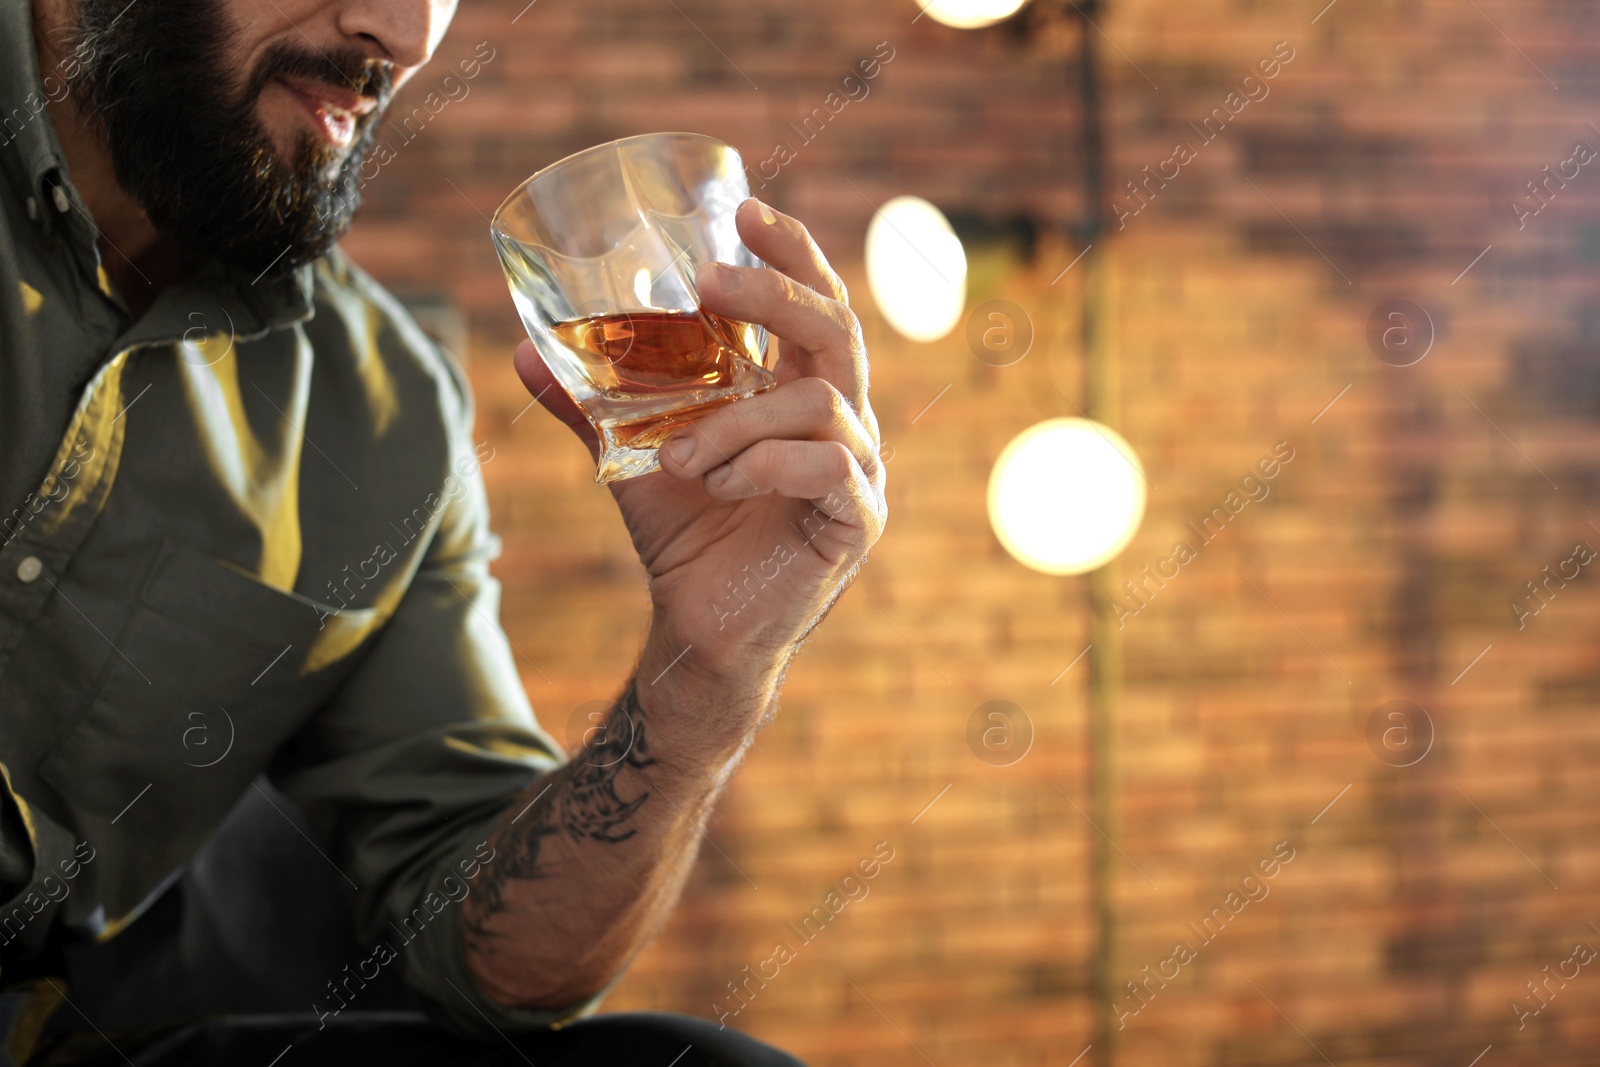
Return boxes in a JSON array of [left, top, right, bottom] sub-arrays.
[[489, 131, 743, 233]]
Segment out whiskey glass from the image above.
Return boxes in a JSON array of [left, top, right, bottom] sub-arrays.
[[491, 132, 778, 483]]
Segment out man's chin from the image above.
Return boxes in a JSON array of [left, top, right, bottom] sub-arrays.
[[262, 132, 346, 184], [178, 195, 354, 280], [178, 114, 373, 275]]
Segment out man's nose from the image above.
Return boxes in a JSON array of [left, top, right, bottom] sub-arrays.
[[336, 0, 454, 70]]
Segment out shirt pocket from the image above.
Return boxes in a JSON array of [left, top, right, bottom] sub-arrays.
[[39, 537, 383, 928]]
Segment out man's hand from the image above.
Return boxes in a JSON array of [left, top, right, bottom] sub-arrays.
[[465, 199, 885, 1012], [513, 197, 888, 721]]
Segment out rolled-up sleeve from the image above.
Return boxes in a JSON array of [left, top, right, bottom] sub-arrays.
[[267, 358, 604, 1037]]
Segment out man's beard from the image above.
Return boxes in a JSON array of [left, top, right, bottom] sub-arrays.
[[65, 0, 394, 279]]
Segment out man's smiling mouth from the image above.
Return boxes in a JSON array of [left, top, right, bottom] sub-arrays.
[[275, 73, 378, 150]]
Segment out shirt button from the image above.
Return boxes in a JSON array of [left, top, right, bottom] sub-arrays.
[[52, 186, 70, 214], [25, 196, 38, 221], [16, 556, 42, 583]]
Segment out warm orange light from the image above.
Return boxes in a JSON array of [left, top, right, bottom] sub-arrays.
[[916, 0, 1030, 29], [988, 418, 1147, 575]]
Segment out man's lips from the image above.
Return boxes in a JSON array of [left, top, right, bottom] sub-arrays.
[[275, 75, 378, 149]]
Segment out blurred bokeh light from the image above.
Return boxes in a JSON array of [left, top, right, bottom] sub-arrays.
[[915, 0, 1030, 30], [864, 195, 968, 342], [988, 417, 1146, 575]]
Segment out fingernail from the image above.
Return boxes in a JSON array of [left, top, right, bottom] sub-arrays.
[[663, 435, 696, 466], [716, 263, 742, 292], [756, 200, 777, 226], [707, 465, 735, 488]]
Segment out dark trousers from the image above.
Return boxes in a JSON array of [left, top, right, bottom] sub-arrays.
[[32, 1011, 806, 1067]]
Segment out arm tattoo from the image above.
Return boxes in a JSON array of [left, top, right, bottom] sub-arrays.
[[464, 679, 656, 948]]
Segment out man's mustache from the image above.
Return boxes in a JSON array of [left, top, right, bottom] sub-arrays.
[[246, 42, 395, 119]]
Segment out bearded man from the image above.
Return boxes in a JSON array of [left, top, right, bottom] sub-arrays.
[[0, 0, 886, 1062]]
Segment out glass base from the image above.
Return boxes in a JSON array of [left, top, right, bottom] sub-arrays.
[[593, 439, 671, 483], [590, 377, 777, 484]]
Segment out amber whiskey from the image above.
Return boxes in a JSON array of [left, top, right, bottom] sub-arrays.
[[550, 309, 775, 452]]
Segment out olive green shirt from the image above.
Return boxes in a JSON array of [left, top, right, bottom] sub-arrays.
[[0, 0, 577, 1038]]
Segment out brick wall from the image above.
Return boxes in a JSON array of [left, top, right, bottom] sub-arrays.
[[342, 0, 1600, 1063]]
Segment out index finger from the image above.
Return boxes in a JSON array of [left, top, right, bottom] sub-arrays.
[[734, 198, 850, 306], [696, 260, 872, 419]]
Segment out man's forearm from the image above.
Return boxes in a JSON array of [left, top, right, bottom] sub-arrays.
[[460, 651, 777, 1009]]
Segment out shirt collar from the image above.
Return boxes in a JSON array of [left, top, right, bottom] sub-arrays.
[[0, 0, 70, 218], [0, 0, 315, 335]]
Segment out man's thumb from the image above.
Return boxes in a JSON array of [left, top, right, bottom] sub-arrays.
[[511, 339, 599, 459]]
